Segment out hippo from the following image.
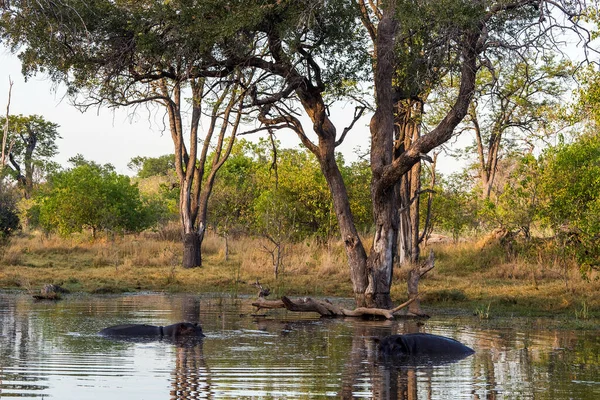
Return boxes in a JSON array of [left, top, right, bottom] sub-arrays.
[[377, 333, 474, 366], [99, 322, 205, 341]]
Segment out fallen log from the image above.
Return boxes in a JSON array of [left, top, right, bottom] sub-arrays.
[[251, 299, 284, 310], [251, 295, 422, 320]]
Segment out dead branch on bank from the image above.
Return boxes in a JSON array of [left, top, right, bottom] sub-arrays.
[[251, 295, 423, 320], [1, 77, 14, 174], [407, 250, 435, 317]]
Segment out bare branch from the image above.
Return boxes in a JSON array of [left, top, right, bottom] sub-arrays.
[[335, 106, 366, 147], [1, 77, 14, 171], [357, 0, 377, 42], [239, 124, 290, 136], [257, 104, 319, 154]]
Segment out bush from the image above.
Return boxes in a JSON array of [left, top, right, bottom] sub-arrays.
[[538, 133, 600, 270], [36, 158, 160, 237], [0, 185, 20, 240]]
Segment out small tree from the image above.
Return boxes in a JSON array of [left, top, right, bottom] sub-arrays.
[[339, 156, 373, 235], [208, 140, 259, 258], [253, 189, 294, 278], [38, 157, 155, 237], [493, 155, 541, 238], [430, 173, 479, 242], [430, 54, 572, 200]]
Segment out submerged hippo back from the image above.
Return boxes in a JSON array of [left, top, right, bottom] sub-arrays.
[[379, 333, 474, 358], [99, 324, 162, 337]]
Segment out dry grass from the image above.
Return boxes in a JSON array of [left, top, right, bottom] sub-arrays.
[[1, 230, 599, 317], [417, 239, 600, 316]]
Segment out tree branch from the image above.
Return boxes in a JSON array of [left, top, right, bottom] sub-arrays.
[[335, 106, 366, 147], [1, 77, 13, 171]]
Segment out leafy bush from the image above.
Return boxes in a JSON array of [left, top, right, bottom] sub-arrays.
[[0, 185, 20, 239], [538, 133, 600, 269], [36, 158, 159, 237]]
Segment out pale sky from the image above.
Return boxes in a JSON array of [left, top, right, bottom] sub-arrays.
[[1, 50, 463, 177]]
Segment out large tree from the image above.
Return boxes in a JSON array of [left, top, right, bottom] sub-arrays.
[[0, 0, 258, 267], [431, 53, 573, 200], [240, 0, 594, 308]]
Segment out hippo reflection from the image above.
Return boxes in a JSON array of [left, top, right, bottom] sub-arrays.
[[99, 322, 204, 343], [377, 333, 474, 366]]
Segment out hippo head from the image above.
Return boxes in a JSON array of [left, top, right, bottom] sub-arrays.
[[176, 322, 205, 337], [377, 335, 409, 356], [164, 322, 205, 338]]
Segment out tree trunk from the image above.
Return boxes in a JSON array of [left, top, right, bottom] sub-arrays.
[[365, 8, 398, 309], [409, 160, 421, 262], [474, 103, 502, 200], [292, 81, 370, 306], [366, 186, 398, 309], [1, 79, 12, 176], [23, 129, 36, 199], [395, 100, 423, 266], [320, 149, 370, 306], [182, 231, 201, 268]]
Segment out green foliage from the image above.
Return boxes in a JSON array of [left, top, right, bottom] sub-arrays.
[[489, 155, 541, 235], [393, 0, 485, 98], [340, 157, 372, 233], [128, 154, 175, 178], [574, 65, 600, 128], [429, 172, 479, 241], [0, 114, 60, 195], [255, 148, 334, 241], [0, 184, 20, 239], [538, 133, 600, 268], [36, 156, 157, 237], [208, 140, 259, 236], [0, 0, 367, 104], [208, 139, 371, 242]]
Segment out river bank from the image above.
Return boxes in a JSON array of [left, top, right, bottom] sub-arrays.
[[1, 231, 598, 321]]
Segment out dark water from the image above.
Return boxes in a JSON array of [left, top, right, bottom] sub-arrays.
[[0, 292, 599, 399]]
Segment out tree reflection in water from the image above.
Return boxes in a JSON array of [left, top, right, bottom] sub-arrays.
[[169, 294, 212, 400], [170, 339, 211, 400], [1, 293, 599, 399]]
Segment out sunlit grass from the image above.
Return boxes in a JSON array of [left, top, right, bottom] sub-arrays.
[[1, 230, 599, 318]]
